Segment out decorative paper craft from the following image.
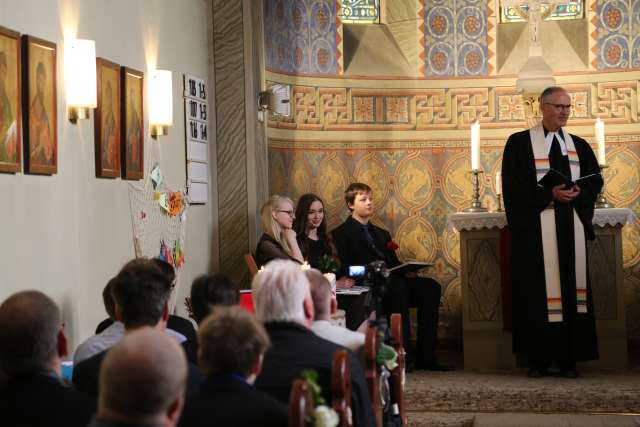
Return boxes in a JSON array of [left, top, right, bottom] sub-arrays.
[[168, 192, 184, 217], [150, 164, 163, 189]]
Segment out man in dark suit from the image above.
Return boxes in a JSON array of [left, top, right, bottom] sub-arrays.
[[0, 290, 96, 427], [332, 182, 449, 371], [178, 306, 287, 427], [73, 258, 203, 397], [87, 328, 187, 427], [253, 260, 376, 427]]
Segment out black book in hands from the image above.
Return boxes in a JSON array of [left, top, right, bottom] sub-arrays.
[[538, 168, 601, 190], [388, 261, 433, 276]]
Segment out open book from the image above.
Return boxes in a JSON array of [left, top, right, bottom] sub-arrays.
[[538, 168, 601, 190], [388, 261, 433, 275]]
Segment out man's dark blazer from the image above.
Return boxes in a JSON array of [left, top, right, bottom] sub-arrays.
[[255, 321, 375, 427], [178, 375, 288, 427], [332, 216, 400, 278], [72, 348, 204, 397], [0, 371, 96, 427]]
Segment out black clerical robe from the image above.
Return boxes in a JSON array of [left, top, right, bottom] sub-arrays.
[[502, 126, 602, 362]]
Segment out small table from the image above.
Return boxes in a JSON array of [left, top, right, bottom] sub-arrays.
[[448, 208, 636, 371]]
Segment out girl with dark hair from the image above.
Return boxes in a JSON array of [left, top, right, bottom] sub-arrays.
[[293, 193, 354, 288]]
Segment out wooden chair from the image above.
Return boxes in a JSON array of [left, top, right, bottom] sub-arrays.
[[289, 379, 314, 427], [364, 323, 382, 427], [332, 350, 352, 427], [390, 313, 407, 426], [244, 253, 259, 279]]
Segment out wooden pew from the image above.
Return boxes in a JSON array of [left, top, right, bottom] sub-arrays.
[[244, 253, 259, 279], [390, 313, 407, 426], [289, 379, 314, 427], [364, 323, 382, 427], [332, 350, 352, 427]]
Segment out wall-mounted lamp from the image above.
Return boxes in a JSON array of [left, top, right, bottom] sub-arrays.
[[149, 69, 173, 138], [65, 39, 97, 123]]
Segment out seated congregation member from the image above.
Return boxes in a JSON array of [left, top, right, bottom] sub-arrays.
[[178, 306, 287, 427], [73, 258, 203, 397], [332, 182, 450, 371], [255, 195, 304, 267], [88, 328, 186, 427], [75, 277, 187, 364], [0, 291, 96, 427], [293, 193, 354, 289], [252, 260, 375, 427], [182, 273, 239, 364], [96, 258, 196, 342], [306, 269, 365, 352]]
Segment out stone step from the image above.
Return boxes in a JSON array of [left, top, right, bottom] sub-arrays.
[[407, 411, 640, 427]]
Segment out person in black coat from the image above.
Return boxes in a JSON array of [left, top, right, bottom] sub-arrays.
[[73, 258, 203, 397], [332, 182, 449, 371], [255, 195, 304, 267], [0, 291, 96, 427], [252, 260, 376, 427], [178, 306, 287, 427]]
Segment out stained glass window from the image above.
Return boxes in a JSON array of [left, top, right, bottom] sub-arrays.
[[501, 1, 584, 23], [339, 0, 380, 24]]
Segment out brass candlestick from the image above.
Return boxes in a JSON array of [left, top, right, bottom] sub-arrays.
[[464, 169, 487, 212], [595, 164, 612, 209], [496, 193, 504, 212]]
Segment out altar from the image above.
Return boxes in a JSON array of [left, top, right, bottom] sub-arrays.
[[448, 208, 636, 371]]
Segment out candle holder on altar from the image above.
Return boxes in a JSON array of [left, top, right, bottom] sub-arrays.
[[464, 169, 487, 212], [595, 164, 612, 209], [495, 194, 504, 212]]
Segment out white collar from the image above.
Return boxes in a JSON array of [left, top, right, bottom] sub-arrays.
[[545, 128, 567, 156]]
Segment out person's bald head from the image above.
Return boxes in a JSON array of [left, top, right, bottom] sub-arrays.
[[0, 291, 64, 377], [98, 328, 187, 425], [306, 269, 334, 320]]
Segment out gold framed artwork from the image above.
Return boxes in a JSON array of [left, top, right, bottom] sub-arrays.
[[0, 26, 21, 173], [22, 35, 57, 175], [95, 57, 121, 178], [121, 67, 143, 180]]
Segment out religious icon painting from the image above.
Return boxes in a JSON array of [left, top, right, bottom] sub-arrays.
[[95, 58, 121, 178], [121, 66, 144, 180], [0, 26, 21, 173], [22, 35, 57, 175]]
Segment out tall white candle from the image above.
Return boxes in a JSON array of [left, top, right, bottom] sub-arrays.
[[471, 120, 480, 170], [595, 118, 606, 165], [495, 171, 502, 195]]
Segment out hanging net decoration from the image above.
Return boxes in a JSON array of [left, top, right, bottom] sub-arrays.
[[128, 153, 188, 310]]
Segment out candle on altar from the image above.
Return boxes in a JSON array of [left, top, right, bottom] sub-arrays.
[[471, 120, 480, 170], [301, 261, 311, 271], [595, 118, 606, 165], [495, 171, 502, 195]]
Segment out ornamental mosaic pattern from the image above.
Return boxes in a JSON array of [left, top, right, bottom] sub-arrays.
[[423, 0, 490, 76], [264, 0, 338, 74], [268, 79, 640, 131], [594, 0, 640, 69]]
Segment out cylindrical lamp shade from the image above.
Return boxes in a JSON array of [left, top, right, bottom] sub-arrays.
[[65, 39, 97, 109], [149, 70, 173, 130]]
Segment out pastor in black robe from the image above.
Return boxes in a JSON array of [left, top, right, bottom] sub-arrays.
[[502, 126, 603, 363]]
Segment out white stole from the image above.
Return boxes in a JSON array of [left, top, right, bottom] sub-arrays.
[[530, 122, 588, 323]]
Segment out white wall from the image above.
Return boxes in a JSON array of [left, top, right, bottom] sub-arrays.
[[0, 0, 217, 353]]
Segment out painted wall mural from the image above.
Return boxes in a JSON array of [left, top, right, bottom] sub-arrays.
[[422, 0, 491, 77], [264, 0, 338, 75], [595, 0, 640, 70]]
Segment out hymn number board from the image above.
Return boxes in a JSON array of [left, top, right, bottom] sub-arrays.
[[184, 74, 208, 204]]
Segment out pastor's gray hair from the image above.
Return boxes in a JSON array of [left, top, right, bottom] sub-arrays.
[[251, 259, 310, 324], [539, 86, 567, 103]]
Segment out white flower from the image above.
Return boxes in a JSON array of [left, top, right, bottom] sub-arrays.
[[314, 405, 339, 427]]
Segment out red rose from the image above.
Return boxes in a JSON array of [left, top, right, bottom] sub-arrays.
[[386, 241, 399, 251]]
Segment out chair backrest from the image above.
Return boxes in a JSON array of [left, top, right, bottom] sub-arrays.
[[390, 313, 407, 426], [289, 379, 314, 427], [332, 350, 352, 427], [244, 253, 259, 279], [364, 324, 382, 427]]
